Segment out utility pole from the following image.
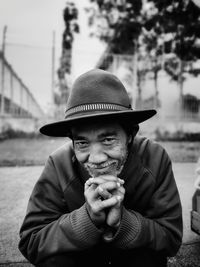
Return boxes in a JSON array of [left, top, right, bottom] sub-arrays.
[[51, 30, 56, 107], [2, 25, 7, 55], [1, 25, 7, 115], [133, 38, 140, 109]]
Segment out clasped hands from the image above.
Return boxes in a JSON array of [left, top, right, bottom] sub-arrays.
[[84, 175, 125, 237]]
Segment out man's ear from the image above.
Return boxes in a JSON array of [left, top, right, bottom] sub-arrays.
[[127, 125, 139, 145], [68, 129, 74, 141], [132, 125, 139, 137]]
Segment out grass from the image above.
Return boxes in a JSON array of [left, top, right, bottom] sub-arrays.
[[160, 141, 200, 163], [0, 137, 200, 166], [0, 137, 67, 166]]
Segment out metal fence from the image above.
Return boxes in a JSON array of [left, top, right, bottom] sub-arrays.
[[0, 51, 44, 119]]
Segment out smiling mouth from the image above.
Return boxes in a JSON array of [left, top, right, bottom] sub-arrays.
[[87, 161, 117, 169], [84, 161, 119, 176]]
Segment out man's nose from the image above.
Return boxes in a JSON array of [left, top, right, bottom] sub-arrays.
[[88, 144, 107, 163]]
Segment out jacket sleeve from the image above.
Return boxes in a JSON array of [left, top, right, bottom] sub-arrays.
[[111, 147, 183, 257], [18, 156, 103, 265]]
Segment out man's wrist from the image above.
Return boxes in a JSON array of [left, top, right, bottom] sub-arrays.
[[103, 222, 121, 242]]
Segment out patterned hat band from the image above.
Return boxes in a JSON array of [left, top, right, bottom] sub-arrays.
[[65, 103, 132, 118]]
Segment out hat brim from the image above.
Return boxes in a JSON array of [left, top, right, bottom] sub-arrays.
[[39, 109, 157, 137]]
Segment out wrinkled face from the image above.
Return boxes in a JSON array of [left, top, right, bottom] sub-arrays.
[[71, 121, 130, 177]]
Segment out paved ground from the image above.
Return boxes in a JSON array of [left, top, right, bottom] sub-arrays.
[[0, 163, 200, 266]]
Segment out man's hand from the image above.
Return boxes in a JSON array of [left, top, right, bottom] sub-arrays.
[[84, 176, 125, 229], [106, 184, 125, 228], [96, 175, 125, 228]]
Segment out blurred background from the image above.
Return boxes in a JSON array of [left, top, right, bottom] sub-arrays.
[[0, 0, 200, 140], [0, 0, 200, 266], [0, 0, 200, 163]]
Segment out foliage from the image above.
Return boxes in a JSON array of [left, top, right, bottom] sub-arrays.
[[56, 1, 79, 106], [62, 2, 79, 51], [86, 0, 200, 80], [87, 0, 200, 57], [55, 1, 200, 110], [59, 1, 79, 75], [145, 0, 200, 61], [86, 0, 143, 54]]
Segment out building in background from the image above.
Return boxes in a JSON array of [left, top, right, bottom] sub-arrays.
[[0, 51, 44, 134], [96, 51, 200, 138]]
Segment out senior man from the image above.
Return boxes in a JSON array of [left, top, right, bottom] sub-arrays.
[[18, 69, 183, 267]]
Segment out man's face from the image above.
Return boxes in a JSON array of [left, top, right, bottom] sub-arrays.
[[72, 121, 130, 177]]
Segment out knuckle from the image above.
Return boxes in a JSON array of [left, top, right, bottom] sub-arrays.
[[84, 191, 89, 199], [92, 204, 100, 214], [98, 185, 104, 193], [119, 187, 125, 194]]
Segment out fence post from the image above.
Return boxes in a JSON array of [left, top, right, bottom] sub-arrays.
[[0, 26, 7, 116], [0, 54, 5, 115], [10, 70, 14, 114]]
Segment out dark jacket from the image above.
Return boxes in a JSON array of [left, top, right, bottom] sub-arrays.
[[18, 136, 183, 267]]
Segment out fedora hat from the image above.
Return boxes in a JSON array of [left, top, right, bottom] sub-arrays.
[[40, 69, 156, 137]]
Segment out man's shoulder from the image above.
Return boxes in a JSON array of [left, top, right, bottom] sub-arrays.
[[133, 135, 171, 173], [50, 139, 74, 162], [134, 135, 165, 155]]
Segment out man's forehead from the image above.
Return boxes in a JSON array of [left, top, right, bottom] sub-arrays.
[[71, 121, 124, 137]]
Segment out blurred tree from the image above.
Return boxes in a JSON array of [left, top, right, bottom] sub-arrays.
[[56, 1, 79, 109], [87, 0, 200, 62], [147, 0, 200, 104], [86, 0, 142, 54], [86, 0, 200, 108]]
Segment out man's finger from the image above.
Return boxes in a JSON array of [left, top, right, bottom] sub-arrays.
[[99, 175, 124, 185], [98, 186, 112, 199], [86, 176, 124, 187], [98, 181, 121, 192], [98, 195, 122, 210]]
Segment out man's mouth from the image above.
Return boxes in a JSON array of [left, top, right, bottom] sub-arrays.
[[84, 161, 118, 176]]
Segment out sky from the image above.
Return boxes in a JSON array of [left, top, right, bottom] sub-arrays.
[[0, 0, 105, 112]]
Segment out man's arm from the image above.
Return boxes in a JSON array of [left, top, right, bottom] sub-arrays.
[[110, 150, 183, 257], [18, 156, 103, 265]]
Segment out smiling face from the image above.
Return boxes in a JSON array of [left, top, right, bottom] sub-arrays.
[[71, 121, 131, 177]]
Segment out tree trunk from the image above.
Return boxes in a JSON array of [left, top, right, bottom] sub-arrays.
[[179, 59, 184, 117]]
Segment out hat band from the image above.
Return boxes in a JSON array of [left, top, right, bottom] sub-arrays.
[[65, 103, 132, 118]]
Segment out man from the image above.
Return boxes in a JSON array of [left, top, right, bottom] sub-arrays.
[[18, 69, 183, 267]]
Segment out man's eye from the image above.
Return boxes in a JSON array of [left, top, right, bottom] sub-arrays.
[[102, 137, 115, 145], [74, 141, 88, 149]]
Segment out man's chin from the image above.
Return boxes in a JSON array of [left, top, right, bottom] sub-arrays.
[[85, 166, 121, 177]]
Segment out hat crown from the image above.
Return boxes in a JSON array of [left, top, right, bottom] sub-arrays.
[[39, 68, 156, 137], [66, 69, 131, 111]]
